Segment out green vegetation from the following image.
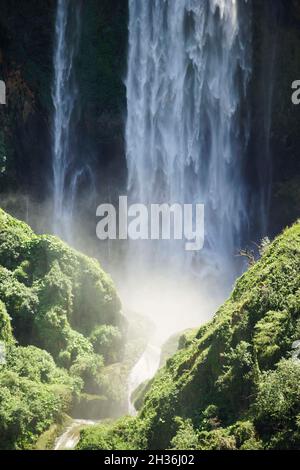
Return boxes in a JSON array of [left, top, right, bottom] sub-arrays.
[[77, 221, 300, 450], [0, 208, 125, 449], [131, 329, 196, 413], [0, 344, 77, 450], [1, 212, 300, 450], [90, 325, 123, 365]]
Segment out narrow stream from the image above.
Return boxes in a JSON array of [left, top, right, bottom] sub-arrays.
[[54, 338, 161, 449], [128, 342, 161, 416], [54, 420, 98, 451]]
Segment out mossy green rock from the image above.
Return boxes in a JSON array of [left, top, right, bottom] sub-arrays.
[[0, 208, 122, 365], [77, 221, 300, 450], [0, 208, 125, 448]]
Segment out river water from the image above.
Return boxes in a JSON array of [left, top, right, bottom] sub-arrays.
[[54, 420, 98, 451]]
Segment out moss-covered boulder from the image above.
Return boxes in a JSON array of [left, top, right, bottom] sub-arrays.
[[0, 208, 126, 448], [77, 221, 300, 450], [0, 208, 123, 366]]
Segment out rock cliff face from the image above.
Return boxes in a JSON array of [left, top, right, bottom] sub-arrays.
[[0, 0, 128, 232], [268, 2, 300, 234], [0, 0, 55, 199], [250, 0, 300, 238], [0, 0, 299, 241]]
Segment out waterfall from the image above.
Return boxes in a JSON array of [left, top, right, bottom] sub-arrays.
[[52, 0, 81, 240], [125, 0, 253, 411], [126, 0, 252, 281]]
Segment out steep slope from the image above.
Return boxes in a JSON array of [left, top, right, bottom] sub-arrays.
[[0, 208, 125, 449], [78, 221, 300, 450]]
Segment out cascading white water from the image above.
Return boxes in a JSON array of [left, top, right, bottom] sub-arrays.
[[52, 0, 81, 239], [54, 420, 98, 450], [126, 0, 253, 411], [126, 0, 252, 277]]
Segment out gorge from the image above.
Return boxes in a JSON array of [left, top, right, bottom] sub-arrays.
[[0, 0, 300, 451]]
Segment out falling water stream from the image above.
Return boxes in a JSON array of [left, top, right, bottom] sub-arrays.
[[52, 0, 81, 239], [126, 0, 252, 275], [54, 420, 98, 451], [126, 0, 253, 411]]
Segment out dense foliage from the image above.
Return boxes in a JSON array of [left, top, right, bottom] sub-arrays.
[[0, 208, 125, 449], [0, 345, 78, 449], [77, 222, 300, 450]]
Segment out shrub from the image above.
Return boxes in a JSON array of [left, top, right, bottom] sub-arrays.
[[170, 418, 199, 450], [254, 358, 300, 448], [90, 325, 123, 364], [0, 347, 77, 450]]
